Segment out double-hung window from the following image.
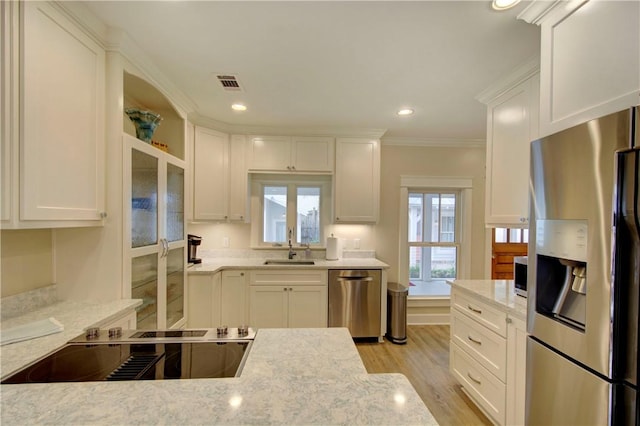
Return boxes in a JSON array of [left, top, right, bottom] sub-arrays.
[[408, 192, 460, 296], [400, 176, 472, 298]]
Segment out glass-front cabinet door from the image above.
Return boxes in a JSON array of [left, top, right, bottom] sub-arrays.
[[131, 253, 158, 329], [166, 247, 185, 327], [126, 134, 186, 329]]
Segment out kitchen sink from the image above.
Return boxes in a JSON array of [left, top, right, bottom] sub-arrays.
[[263, 259, 316, 265]]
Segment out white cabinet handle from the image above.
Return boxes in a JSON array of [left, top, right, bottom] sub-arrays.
[[467, 335, 482, 345], [467, 372, 482, 385], [467, 304, 482, 314], [160, 238, 169, 258]]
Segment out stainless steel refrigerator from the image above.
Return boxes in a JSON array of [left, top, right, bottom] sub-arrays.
[[527, 106, 640, 425]]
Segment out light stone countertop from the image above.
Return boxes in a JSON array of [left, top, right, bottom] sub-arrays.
[[188, 256, 390, 274], [1, 299, 142, 378], [241, 328, 368, 378], [1, 328, 438, 425], [447, 279, 528, 320]]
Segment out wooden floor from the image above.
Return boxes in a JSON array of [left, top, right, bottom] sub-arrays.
[[355, 325, 492, 426]]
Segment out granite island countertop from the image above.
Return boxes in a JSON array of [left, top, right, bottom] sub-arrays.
[[1, 298, 142, 378], [446, 279, 528, 320], [1, 328, 438, 425]]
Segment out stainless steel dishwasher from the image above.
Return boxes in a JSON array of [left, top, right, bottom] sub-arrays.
[[328, 269, 381, 338]]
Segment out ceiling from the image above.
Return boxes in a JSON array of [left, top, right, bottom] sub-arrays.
[[80, 1, 540, 141]]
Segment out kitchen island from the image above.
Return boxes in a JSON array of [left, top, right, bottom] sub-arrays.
[[1, 293, 141, 378], [1, 328, 438, 425], [446, 279, 527, 425]]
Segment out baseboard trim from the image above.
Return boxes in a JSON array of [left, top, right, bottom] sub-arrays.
[[408, 313, 450, 325]]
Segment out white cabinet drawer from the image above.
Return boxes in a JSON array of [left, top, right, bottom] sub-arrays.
[[249, 269, 327, 286], [451, 289, 507, 337], [451, 342, 506, 425], [451, 308, 507, 382]]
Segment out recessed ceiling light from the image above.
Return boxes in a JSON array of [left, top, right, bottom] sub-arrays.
[[231, 103, 247, 111], [397, 108, 414, 116], [492, 0, 521, 10]]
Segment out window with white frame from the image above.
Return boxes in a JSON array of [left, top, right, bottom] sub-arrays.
[[252, 175, 330, 247], [408, 192, 459, 296], [398, 176, 473, 298]]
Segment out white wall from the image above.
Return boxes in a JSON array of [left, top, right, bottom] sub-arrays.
[[376, 143, 487, 284], [1, 229, 54, 297]]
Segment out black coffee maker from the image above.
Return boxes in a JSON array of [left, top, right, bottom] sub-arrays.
[[187, 234, 202, 264]]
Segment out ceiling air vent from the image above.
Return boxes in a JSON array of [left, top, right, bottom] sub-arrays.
[[216, 75, 243, 92]]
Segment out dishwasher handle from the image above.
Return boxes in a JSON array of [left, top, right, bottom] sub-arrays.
[[336, 276, 374, 282]]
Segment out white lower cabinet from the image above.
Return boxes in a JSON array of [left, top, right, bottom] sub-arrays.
[[450, 343, 506, 422], [187, 273, 221, 328], [187, 270, 248, 328], [450, 289, 525, 425], [506, 316, 526, 426], [248, 270, 328, 329], [220, 270, 248, 327]]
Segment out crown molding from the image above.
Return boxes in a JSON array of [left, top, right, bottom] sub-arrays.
[[517, 0, 565, 25], [108, 31, 198, 116], [381, 137, 485, 149], [475, 56, 540, 105], [189, 113, 388, 139], [52, 1, 109, 47]]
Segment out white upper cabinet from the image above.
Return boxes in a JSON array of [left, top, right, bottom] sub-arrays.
[[479, 63, 539, 227], [228, 135, 249, 221], [193, 127, 229, 221], [291, 137, 335, 172], [246, 136, 334, 173], [334, 138, 380, 223], [191, 128, 248, 222], [2, 1, 106, 228], [527, 0, 640, 136]]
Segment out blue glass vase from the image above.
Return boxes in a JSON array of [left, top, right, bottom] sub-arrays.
[[125, 108, 162, 143]]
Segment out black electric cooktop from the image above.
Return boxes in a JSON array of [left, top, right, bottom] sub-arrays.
[[2, 341, 251, 384]]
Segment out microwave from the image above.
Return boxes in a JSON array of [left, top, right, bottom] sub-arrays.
[[514, 256, 527, 297]]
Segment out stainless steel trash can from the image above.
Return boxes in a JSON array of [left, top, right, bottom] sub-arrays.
[[386, 282, 408, 344]]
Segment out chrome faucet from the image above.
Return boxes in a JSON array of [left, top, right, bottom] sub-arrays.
[[288, 228, 296, 260]]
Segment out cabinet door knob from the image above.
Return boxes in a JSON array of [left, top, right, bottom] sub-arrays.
[[100, 211, 107, 219], [240, 272, 244, 276]]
